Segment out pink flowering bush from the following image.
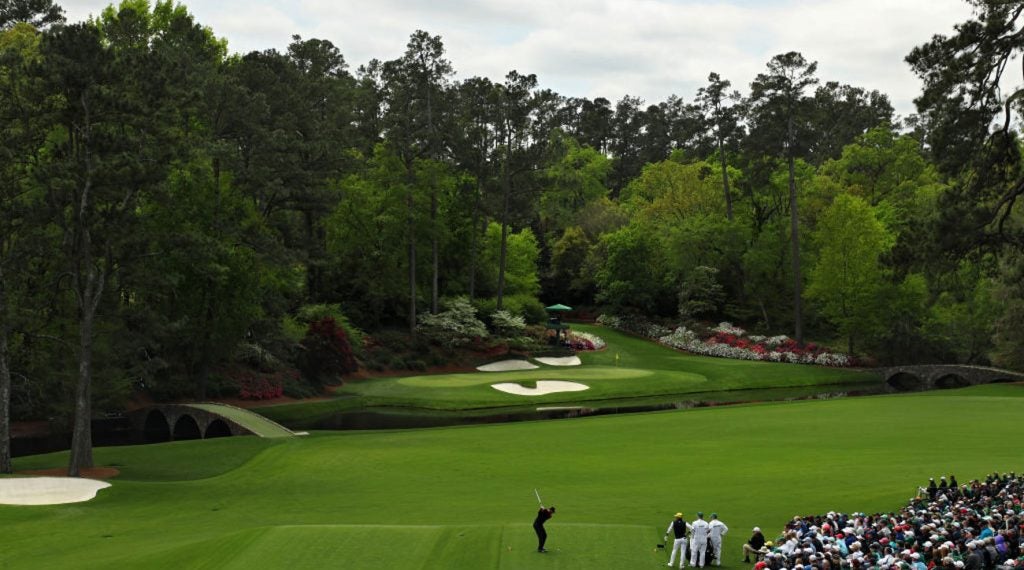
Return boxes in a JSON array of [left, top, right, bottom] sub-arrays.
[[564, 330, 606, 351], [600, 316, 855, 367]]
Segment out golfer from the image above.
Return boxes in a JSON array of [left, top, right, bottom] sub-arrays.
[[690, 512, 711, 568], [533, 505, 556, 553], [708, 513, 729, 566], [665, 512, 690, 568]]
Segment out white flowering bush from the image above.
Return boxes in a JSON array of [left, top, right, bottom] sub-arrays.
[[566, 330, 606, 350], [599, 313, 854, 367], [417, 296, 488, 347], [712, 322, 746, 336], [490, 309, 527, 337], [595, 314, 623, 329]]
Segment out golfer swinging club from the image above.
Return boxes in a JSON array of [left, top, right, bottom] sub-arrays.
[[533, 489, 555, 553], [664, 512, 690, 568]]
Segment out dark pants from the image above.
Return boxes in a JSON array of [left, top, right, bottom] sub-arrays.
[[534, 523, 547, 551]]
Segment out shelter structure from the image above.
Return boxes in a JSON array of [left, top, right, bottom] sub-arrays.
[[544, 304, 572, 344]]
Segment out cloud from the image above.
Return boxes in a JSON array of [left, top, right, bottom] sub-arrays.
[[57, 0, 976, 116]]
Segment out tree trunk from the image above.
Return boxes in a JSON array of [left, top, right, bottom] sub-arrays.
[[0, 265, 11, 474], [407, 169, 417, 335], [496, 158, 511, 311], [787, 139, 804, 345], [718, 133, 733, 221], [431, 190, 439, 314], [69, 263, 100, 476], [468, 178, 481, 301]]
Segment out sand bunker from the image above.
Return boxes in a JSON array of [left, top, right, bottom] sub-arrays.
[[534, 356, 582, 366], [491, 380, 590, 396], [0, 476, 111, 506], [476, 359, 539, 372]]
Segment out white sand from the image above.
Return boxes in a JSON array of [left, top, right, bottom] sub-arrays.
[[491, 380, 590, 396], [0, 477, 111, 506], [534, 356, 582, 366], [476, 359, 539, 372]]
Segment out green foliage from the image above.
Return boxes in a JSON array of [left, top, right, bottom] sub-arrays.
[[417, 296, 488, 347], [478, 222, 540, 298], [594, 224, 670, 315], [294, 304, 365, 352], [992, 252, 1024, 371], [473, 294, 546, 325], [489, 309, 526, 337], [806, 194, 894, 352], [678, 266, 725, 322]]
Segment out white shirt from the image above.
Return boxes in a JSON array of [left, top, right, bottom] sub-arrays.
[[710, 520, 729, 539]]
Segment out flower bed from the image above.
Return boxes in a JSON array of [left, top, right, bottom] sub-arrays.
[[564, 330, 606, 351], [600, 315, 854, 367]]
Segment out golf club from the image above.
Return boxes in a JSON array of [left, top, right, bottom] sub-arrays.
[[534, 488, 543, 507]]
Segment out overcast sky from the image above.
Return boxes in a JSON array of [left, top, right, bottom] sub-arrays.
[[58, 0, 981, 118]]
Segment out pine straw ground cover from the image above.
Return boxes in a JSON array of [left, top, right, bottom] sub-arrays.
[[3, 384, 1023, 569]]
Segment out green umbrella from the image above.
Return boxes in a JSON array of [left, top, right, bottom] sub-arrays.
[[544, 304, 573, 311]]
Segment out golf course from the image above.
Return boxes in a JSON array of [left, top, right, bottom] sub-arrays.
[[3, 327, 1022, 569]]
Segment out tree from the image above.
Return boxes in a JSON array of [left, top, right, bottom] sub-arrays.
[[0, 0, 63, 30], [748, 52, 819, 343], [696, 72, 744, 220], [0, 20, 48, 473], [493, 70, 537, 310], [806, 194, 894, 353], [906, 1, 1024, 253]]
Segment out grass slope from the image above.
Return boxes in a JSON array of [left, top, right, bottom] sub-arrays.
[[2, 384, 1022, 569], [259, 324, 880, 423]]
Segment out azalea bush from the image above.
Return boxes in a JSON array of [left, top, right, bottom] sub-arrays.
[[564, 330, 606, 351], [599, 315, 855, 367]]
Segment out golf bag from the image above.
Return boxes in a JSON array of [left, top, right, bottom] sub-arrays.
[[704, 537, 715, 567]]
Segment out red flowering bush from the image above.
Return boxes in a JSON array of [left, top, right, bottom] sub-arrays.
[[235, 371, 285, 400], [297, 317, 358, 387]]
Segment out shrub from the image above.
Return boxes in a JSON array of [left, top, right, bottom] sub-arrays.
[[297, 317, 359, 387], [417, 296, 489, 347], [491, 309, 527, 337]]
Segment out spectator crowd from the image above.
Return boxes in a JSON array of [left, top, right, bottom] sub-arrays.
[[750, 472, 1024, 570]]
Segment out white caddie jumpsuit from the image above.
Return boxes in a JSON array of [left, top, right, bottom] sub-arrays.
[[708, 518, 729, 565], [690, 517, 710, 567]]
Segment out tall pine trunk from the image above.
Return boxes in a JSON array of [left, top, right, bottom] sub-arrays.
[[496, 153, 511, 311], [787, 117, 804, 344], [406, 164, 417, 334], [0, 265, 11, 474], [69, 260, 101, 476], [468, 178, 481, 301], [718, 133, 733, 221]]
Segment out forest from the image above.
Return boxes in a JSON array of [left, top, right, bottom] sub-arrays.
[[1, 0, 1024, 473]]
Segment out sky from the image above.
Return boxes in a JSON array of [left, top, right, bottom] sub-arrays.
[[57, 0, 982, 119]]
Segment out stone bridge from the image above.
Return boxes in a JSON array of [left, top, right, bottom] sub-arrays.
[[126, 403, 296, 444], [879, 364, 1024, 392]]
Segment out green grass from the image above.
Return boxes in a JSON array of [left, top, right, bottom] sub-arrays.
[[3, 384, 1023, 569], [256, 324, 881, 423], [186, 403, 297, 438]]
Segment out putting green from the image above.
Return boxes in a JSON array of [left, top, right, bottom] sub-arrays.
[[4, 384, 1023, 569]]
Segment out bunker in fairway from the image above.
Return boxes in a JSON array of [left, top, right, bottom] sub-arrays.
[[491, 380, 590, 395]]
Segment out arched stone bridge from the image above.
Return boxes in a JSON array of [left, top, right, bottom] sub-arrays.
[[879, 364, 1024, 392], [127, 403, 299, 444]]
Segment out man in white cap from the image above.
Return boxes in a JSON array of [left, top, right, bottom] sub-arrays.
[[665, 512, 690, 568], [691, 512, 711, 568], [708, 513, 729, 566], [743, 527, 766, 563]]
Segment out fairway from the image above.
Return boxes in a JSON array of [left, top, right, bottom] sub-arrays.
[[4, 384, 1023, 569]]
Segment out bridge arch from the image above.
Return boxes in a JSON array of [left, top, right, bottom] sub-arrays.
[[173, 415, 202, 441], [144, 410, 171, 443], [935, 374, 970, 389], [205, 419, 232, 439], [887, 371, 926, 392]]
